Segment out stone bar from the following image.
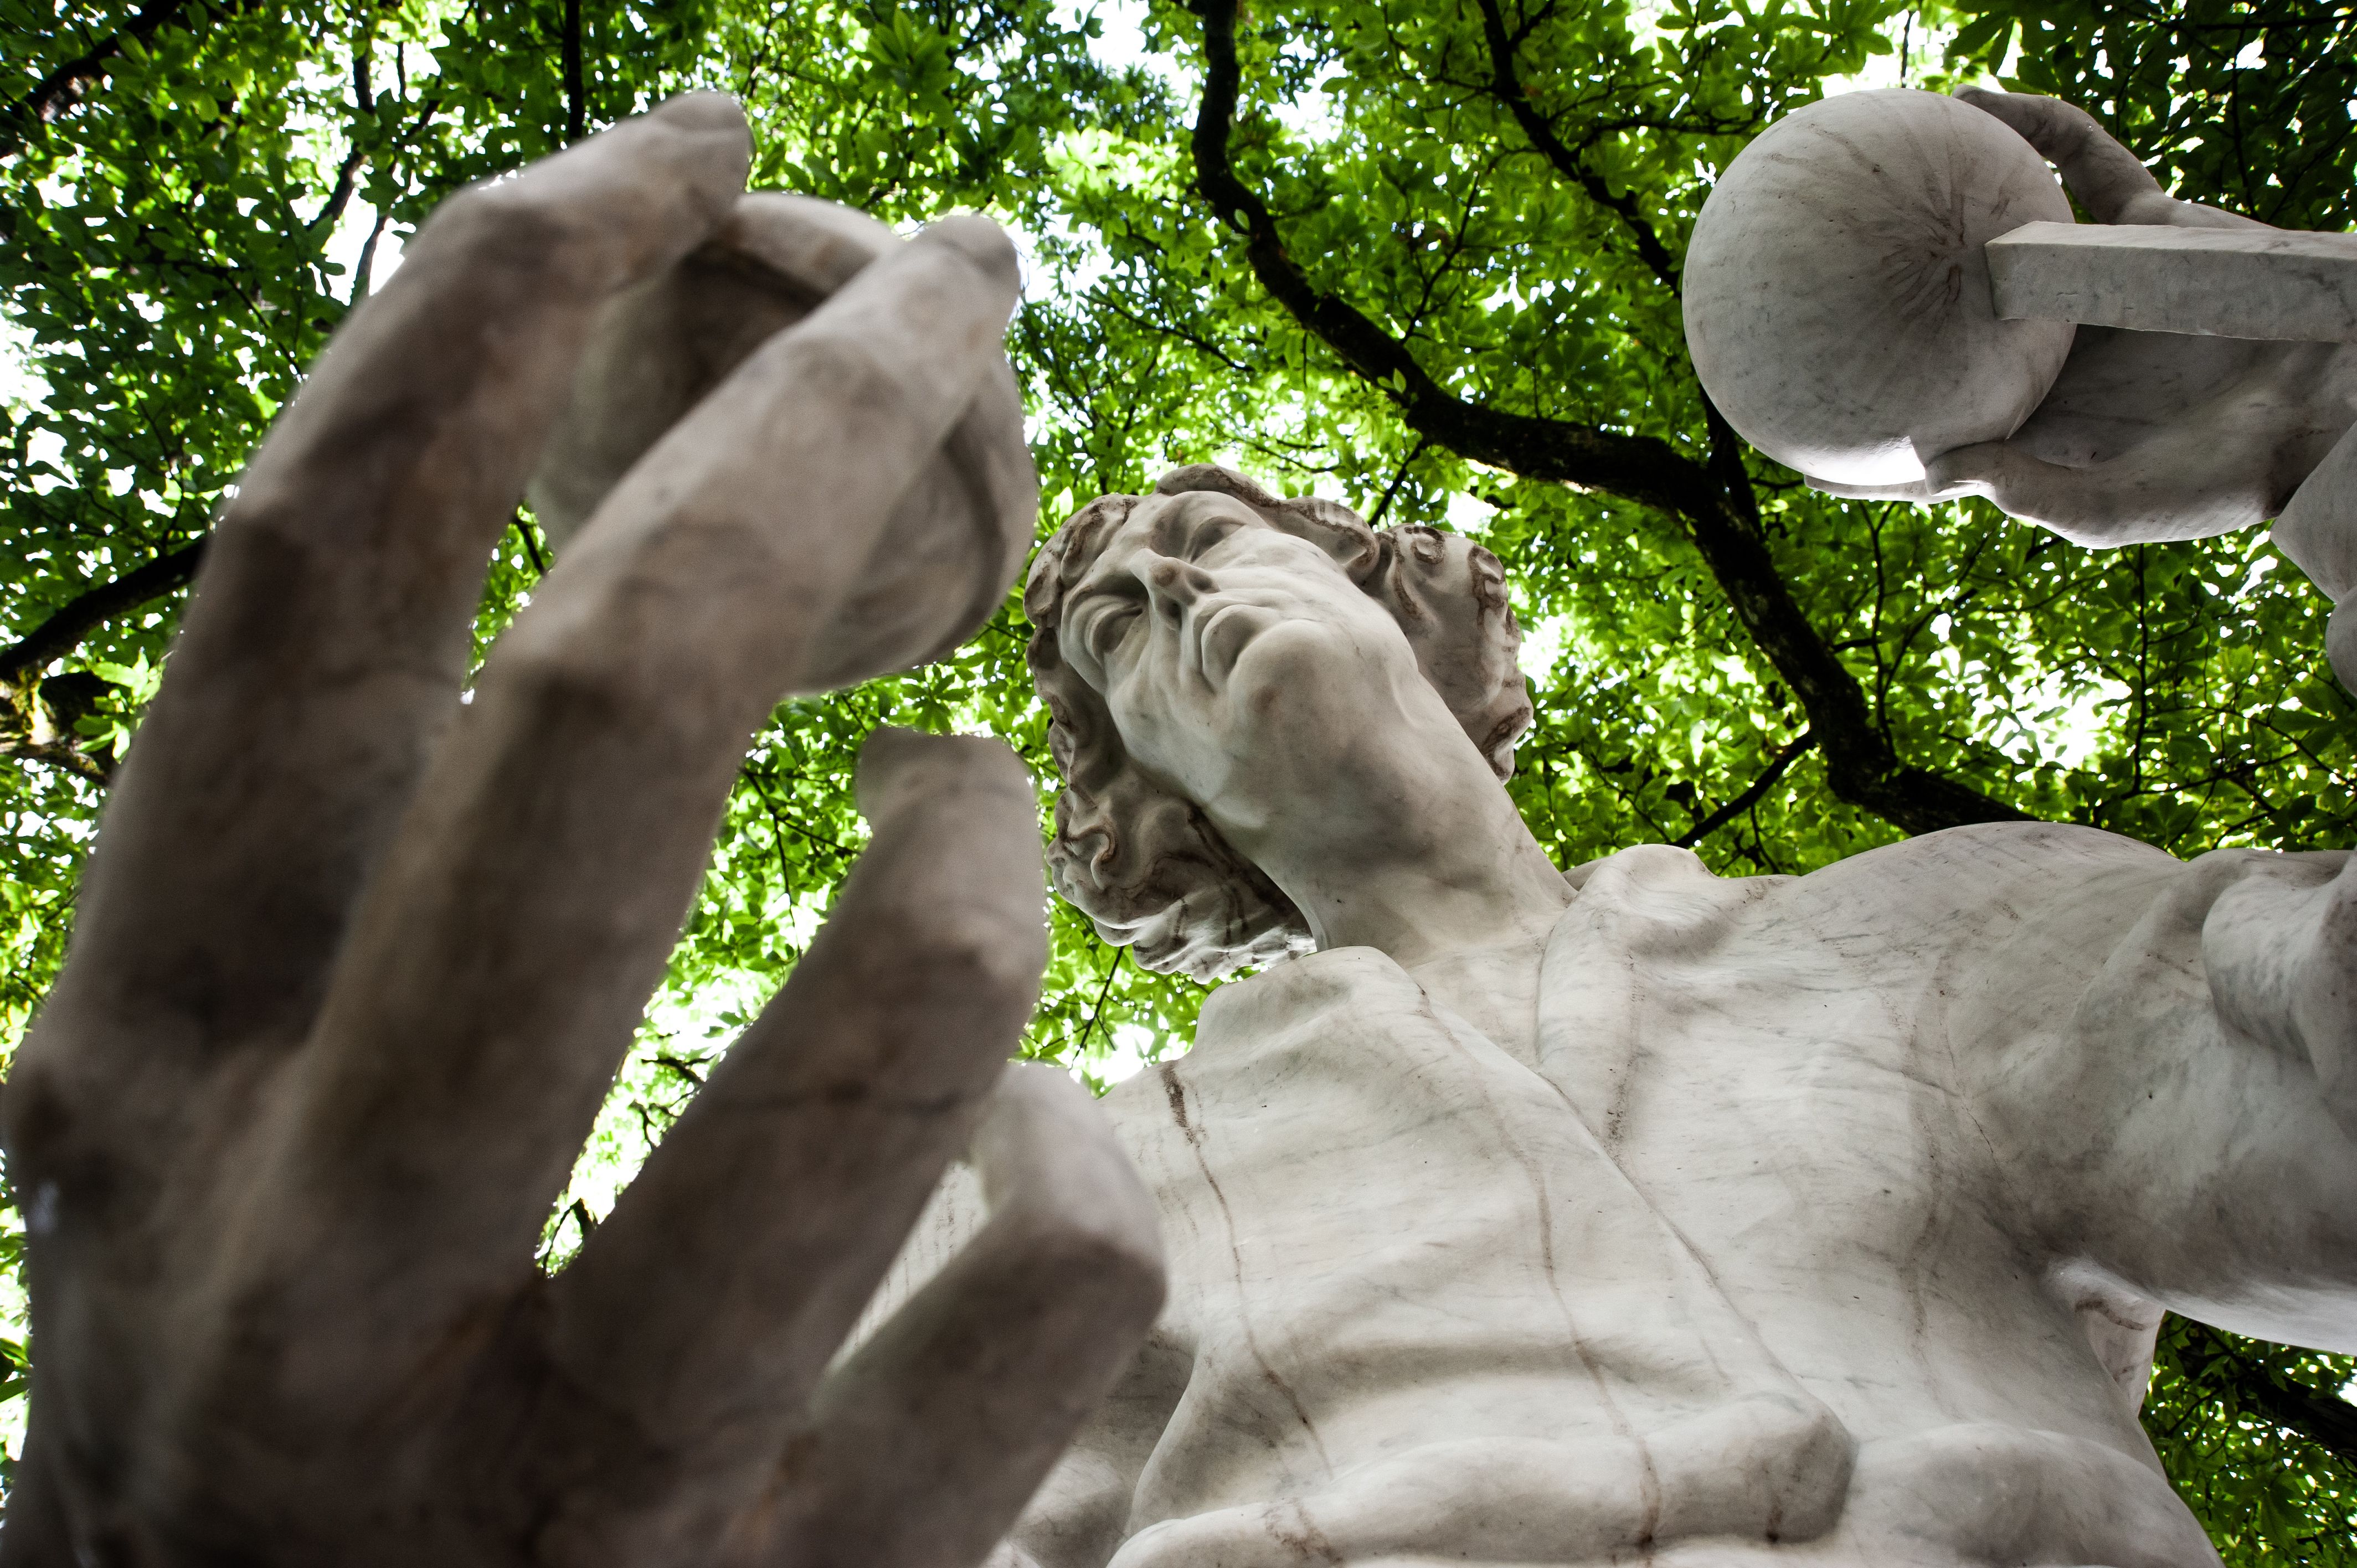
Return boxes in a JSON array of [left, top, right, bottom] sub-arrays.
[[1988, 220, 2357, 341]]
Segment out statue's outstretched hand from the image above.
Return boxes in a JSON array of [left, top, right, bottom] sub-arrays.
[[0, 94, 1161, 1568], [1814, 89, 2357, 549]]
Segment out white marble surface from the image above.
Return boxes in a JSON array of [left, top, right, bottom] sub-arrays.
[[528, 190, 1036, 692], [2277, 425, 2357, 678], [881, 464, 2357, 1566], [1989, 220, 2357, 342], [1682, 88, 2075, 487], [0, 95, 1160, 1568]]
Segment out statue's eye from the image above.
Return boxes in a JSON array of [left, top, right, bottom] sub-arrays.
[[1185, 520, 1241, 560], [1084, 601, 1141, 664]]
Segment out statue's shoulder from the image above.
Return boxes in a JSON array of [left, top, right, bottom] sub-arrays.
[[1816, 817, 2174, 874], [1572, 819, 2169, 879], [1798, 819, 2185, 907], [1092, 947, 1432, 1133], [1194, 943, 1414, 1035], [1562, 822, 2189, 940]]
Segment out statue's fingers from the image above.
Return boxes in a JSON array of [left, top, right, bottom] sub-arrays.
[[212, 225, 1023, 1411], [527, 188, 1034, 686], [0, 1428, 71, 1568], [725, 1062, 1165, 1568], [527, 731, 1047, 1552], [18, 96, 749, 1098], [1953, 87, 2170, 224], [556, 209, 1030, 695], [1926, 437, 2274, 546], [527, 191, 903, 549]]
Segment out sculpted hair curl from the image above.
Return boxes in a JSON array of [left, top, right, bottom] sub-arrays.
[[1024, 465, 1533, 981]]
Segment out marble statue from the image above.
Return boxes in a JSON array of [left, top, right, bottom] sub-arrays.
[[0, 95, 1163, 1567], [14, 71, 2354, 1568], [878, 91, 2357, 1557]]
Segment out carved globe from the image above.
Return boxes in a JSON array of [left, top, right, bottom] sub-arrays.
[[1681, 89, 2077, 486]]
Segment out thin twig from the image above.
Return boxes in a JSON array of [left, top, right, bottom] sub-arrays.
[[511, 512, 548, 576], [1072, 946, 1121, 1061], [0, 539, 208, 687], [1366, 437, 1432, 529], [1672, 731, 1816, 849]]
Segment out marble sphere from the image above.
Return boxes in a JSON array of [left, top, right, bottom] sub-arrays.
[[1682, 89, 2077, 486]]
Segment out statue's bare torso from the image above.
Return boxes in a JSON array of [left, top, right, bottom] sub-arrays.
[[891, 821, 2357, 1567]]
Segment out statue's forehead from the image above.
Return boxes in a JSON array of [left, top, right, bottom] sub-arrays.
[[1077, 491, 1275, 576]]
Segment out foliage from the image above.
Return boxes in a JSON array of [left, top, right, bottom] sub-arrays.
[[2145, 1316, 2357, 1561], [1948, 0, 2357, 234], [1, 0, 2354, 1552]]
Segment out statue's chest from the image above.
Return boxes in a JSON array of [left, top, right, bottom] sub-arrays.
[[1095, 918, 2031, 1469], [1101, 945, 1879, 1511], [1074, 849, 2204, 1559], [1529, 865, 2010, 1339], [1114, 925, 1969, 1331]]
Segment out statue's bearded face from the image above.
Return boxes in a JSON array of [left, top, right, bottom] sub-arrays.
[[1056, 489, 1426, 819]]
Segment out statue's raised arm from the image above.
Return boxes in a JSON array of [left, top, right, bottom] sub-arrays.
[[1673, 85, 2357, 1339], [1683, 86, 2357, 673]]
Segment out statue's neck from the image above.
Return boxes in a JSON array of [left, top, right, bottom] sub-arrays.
[[1267, 796, 1571, 1066], [1247, 803, 1573, 973], [1196, 689, 1572, 973]]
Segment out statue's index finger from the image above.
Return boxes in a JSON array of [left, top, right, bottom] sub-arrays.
[[430, 91, 752, 287], [1954, 86, 2165, 224], [33, 96, 756, 1108]]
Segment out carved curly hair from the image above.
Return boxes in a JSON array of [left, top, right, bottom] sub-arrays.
[[1023, 465, 1533, 981]]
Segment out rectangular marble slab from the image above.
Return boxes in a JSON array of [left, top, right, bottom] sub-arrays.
[[1988, 220, 2357, 342]]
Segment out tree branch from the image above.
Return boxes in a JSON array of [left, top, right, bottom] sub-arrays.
[[1469, 0, 1682, 292], [309, 141, 368, 237], [304, 37, 375, 241], [511, 510, 548, 576], [2174, 1318, 2357, 1472], [0, 538, 207, 688], [1365, 436, 1431, 528], [561, 0, 586, 142], [2, 0, 193, 158], [0, 735, 111, 784], [1186, 0, 2024, 837], [1072, 946, 1121, 1060], [1673, 730, 1816, 849], [348, 207, 390, 303]]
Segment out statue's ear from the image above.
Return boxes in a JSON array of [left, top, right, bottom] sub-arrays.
[[1370, 525, 1532, 781], [1027, 493, 1137, 628]]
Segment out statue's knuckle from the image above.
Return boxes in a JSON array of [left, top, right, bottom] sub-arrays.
[[781, 335, 898, 410], [1014, 1206, 1164, 1301], [425, 183, 599, 284], [915, 914, 1043, 997]]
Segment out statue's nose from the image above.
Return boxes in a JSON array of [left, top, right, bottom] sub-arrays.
[[1140, 553, 1216, 614]]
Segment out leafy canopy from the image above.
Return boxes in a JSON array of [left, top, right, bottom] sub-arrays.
[[0, 0, 2351, 1550]]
